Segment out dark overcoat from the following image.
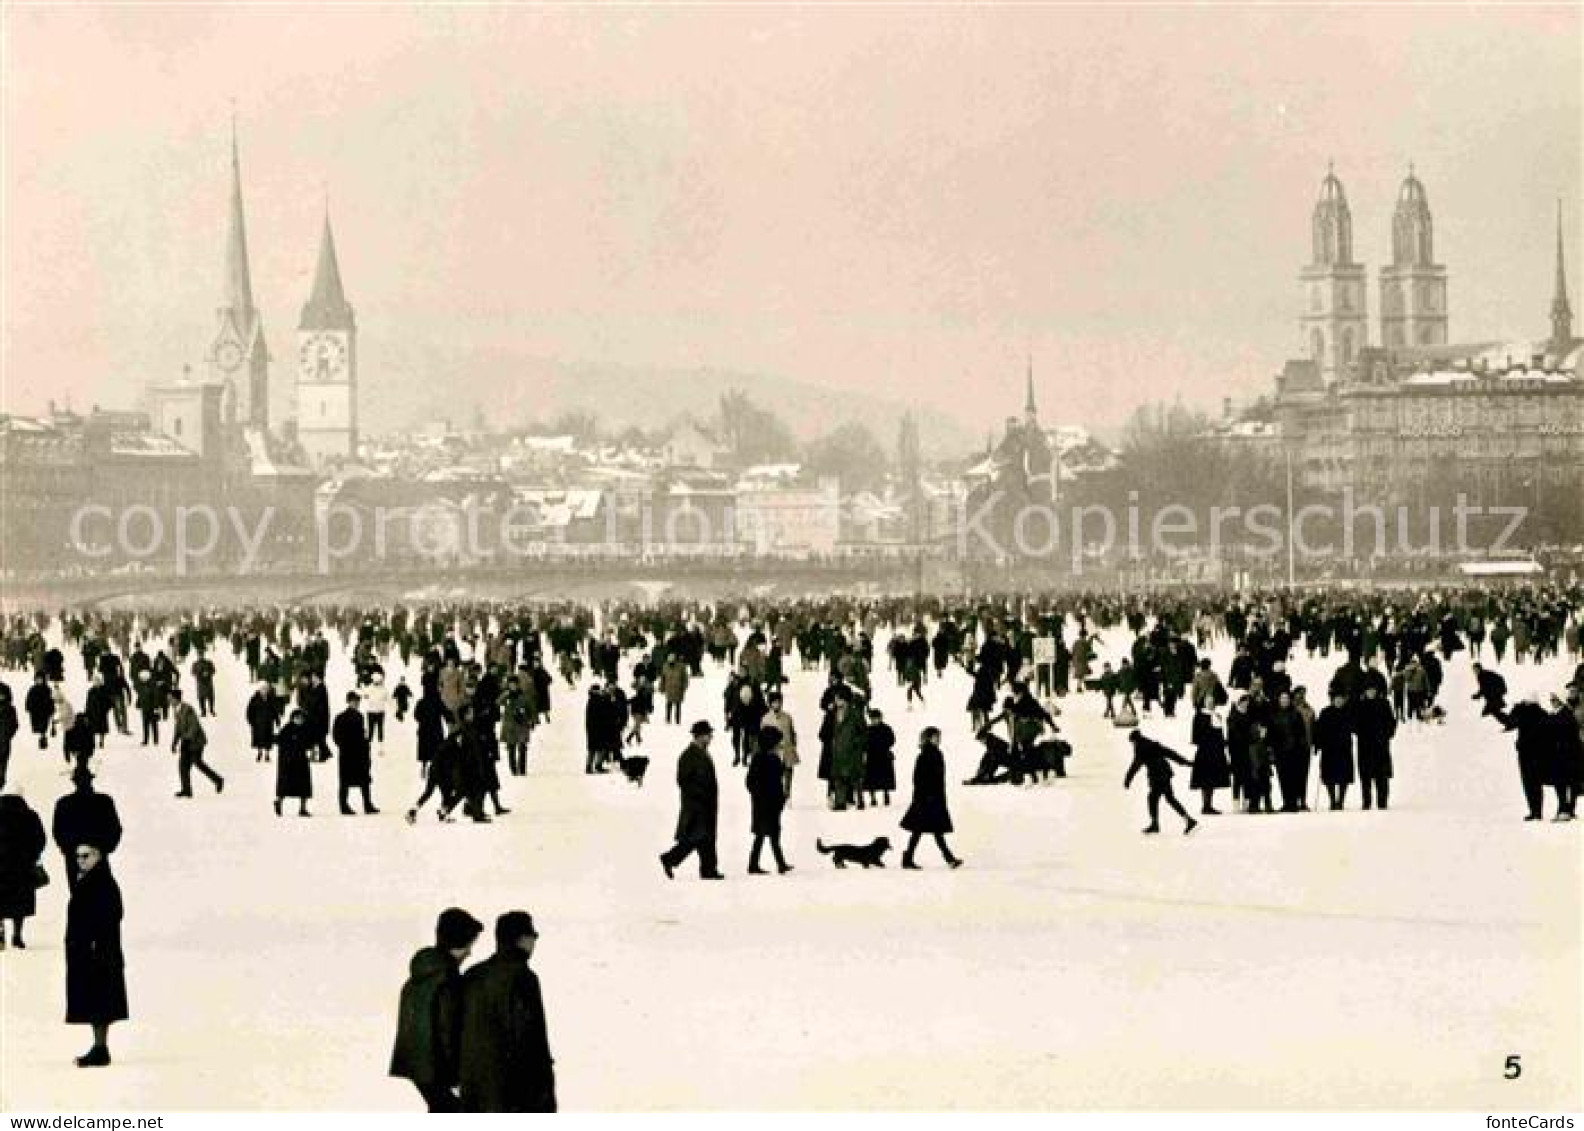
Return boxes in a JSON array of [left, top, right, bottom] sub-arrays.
[[389, 946, 464, 1089], [674, 743, 719, 844], [1189, 712, 1231, 790], [745, 747, 786, 836], [457, 951, 555, 1113], [900, 743, 954, 835], [1313, 705, 1355, 786], [0, 796, 46, 919], [333, 708, 371, 789], [274, 722, 314, 799], [1353, 697, 1397, 781], [65, 863, 128, 1024]]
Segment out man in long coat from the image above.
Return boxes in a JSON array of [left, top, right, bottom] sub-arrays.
[[1354, 685, 1397, 811], [333, 692, 377, 815], [65, 841, 126, 1067], [458, 911, 556, 1112], [660, 722, 723, 880]]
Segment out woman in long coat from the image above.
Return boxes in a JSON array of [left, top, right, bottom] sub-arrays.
[[0, 786, 47, 949], [273, 709, 314, 817], [1188, 707, 1230, 815], [745, 725, 791, 875], [1313, 693, 1356, 810], [900, 727, 962, 869], [247, 684, 278, 762], [65, 842, 127, 1067]]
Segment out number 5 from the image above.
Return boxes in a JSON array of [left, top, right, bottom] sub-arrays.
[[1504, 1056, 1522, 1079]]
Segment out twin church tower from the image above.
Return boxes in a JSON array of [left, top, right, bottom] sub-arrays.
[[1300, 163, 1574, 383], [202, 120, 357, 465]]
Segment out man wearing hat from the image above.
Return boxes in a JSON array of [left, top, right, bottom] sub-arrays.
[[333, 690, 377, 816], [458, 911, 556, 1112], [660, 721, 724, 880], [51, 765, 122, 889], [170, 687, 224, 799], [391, 907, 485, 1111]]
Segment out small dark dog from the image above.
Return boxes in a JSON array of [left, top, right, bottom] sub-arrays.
[[816, 837, 891, 869], [619, 756, 650, 786]]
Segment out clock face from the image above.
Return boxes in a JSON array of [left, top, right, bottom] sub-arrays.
[[300, 334, 347, 381], [216, 341, 243, 372]]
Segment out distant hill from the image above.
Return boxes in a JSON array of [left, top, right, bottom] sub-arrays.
[[357, 339, 975, 457]]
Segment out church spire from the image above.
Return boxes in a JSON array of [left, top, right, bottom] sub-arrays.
[[1023, 355, 1037, 423], [300, 204, 355, 331], [223, 112, 255, 314], [1552, 199, 1573, 346]]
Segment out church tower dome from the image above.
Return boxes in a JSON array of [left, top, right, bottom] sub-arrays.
[[1301, 164, 1367, 382], [1311, 165, 1356, 267], [1380, 165, 1448, 349]]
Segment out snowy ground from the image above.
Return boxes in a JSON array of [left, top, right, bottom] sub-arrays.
[[2, 622, 1580, 1111]]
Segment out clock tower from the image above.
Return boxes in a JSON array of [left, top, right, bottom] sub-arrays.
[[295, 206, 357, 466], [207, 119, 270, 429]]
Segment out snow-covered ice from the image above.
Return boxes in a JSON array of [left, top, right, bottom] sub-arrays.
[[2, 624, 1580, 1110]]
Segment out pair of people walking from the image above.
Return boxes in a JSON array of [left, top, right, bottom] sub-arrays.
[[389, 908, 555, 1112]]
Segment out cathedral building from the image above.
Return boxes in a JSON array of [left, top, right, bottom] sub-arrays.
[[1252, 168, 1583, 539], [149, 120, 359, 469]]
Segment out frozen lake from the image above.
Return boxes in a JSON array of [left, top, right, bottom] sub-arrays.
[[2, 622, 1580, 1110]]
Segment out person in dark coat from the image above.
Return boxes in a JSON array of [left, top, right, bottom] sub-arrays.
[[457, 911, 556, 1113], [1353, 686, 1397, 811], [0, 787, 47, 950], [62, 713, 96, 772], [1471, 663, 1509, 722], [660, 722, 723, 880], [25, 673, 54, 750], [1550, 693, 1582, 820], [246, 683, 278, 762], [64, 842, 127, 1067], [273, 708, 314, 817], [390, 907, 485, 1112], [1313, 692, 1355, 810], [170, 688, 223, 798], [1123, 731, 1198, 835], [0, 684, 18, 792], [746, 724, 792, 875], [333, 692, 377, 815], [900, 727, 962, 869], [1266, 691, 1309, 812], [52, 766, 122, 889], [862, 707, 897, 807], [1504, 698, 1557, 821], [1188, 707, 1230, 815]]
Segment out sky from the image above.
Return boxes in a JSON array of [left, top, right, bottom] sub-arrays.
[[3, 4, 1579, 438]]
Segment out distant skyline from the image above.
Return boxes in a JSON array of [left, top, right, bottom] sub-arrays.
[[3, 5, 1579, 439]]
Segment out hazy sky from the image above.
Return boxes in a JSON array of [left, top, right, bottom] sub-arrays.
[[3, 4, 1579, 436]]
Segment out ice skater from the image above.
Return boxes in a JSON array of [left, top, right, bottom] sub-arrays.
[[1123, 730, 1198, 836]]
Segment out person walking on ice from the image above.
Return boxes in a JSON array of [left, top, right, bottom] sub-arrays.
[[1124, 730, 1198, 836]]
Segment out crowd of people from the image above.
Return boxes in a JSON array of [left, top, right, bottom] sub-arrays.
[[1, 582, 1581, 1105]]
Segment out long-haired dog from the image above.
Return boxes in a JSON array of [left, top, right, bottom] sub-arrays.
[[816, 837, 891, 869]]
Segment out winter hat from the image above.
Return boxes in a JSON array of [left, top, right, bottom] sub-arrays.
[[436, 908, 484, 950]]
